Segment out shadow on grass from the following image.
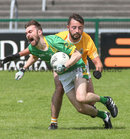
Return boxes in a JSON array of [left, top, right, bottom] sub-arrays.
[[59, 126, 125, 130]]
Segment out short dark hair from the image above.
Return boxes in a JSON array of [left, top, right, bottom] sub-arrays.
[[67, 13, 84, 25], [25, 20, 42, 30]]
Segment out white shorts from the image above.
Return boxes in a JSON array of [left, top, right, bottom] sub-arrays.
[[58, 67, 88, 93]]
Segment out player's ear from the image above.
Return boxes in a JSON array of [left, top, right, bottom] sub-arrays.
[[38, 30, 43, 35], [67, 25, 69, 30]]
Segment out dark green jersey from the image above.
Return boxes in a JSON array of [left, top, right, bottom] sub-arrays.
[[28, 35, 87, 75]]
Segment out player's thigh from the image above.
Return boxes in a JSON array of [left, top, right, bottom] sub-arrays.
[[66, 88, 83, 110], [74, 77, 87, 100], [87, 78, 94, 93], [66, 88, 92, 113], [53, 71, 64, 92]]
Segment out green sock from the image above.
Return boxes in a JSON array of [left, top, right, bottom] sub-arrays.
[[100, 96, 107, 104], [97, 110, 107, 120]]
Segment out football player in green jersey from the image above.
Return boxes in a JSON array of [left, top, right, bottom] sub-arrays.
[[1, 20, 118, 129], [49, 13, 101, 129]]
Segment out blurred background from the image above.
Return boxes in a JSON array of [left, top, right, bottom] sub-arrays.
[[0, 0, 130, 70]]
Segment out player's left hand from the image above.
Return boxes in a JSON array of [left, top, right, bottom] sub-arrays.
[[93, 70, 102, 79], [54, 64, 66, 73], [15, 68, 25, 80]]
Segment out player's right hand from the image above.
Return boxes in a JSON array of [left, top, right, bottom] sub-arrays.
[[54, 64, 66, 74], [15, 68, 25, 80], [93, 70, 102, 79]]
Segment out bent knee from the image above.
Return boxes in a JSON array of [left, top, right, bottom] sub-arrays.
[[76, 95, 92, 104], [55, 86, 64, 97], [77, 108, 83, 113], [76, 95, 86, 103], [55, 82, 64, 92], [56, 86, 64, 92], [76, 107, 91, 115], [76, 107, 84, 114]]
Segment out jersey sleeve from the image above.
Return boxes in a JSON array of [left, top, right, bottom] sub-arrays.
[[28, 44, 32, 53], [86, 35, 99, 60], [52, 35, 76, 56]]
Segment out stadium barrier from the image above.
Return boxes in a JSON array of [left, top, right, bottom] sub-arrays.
[[0, 18, 130, 70]]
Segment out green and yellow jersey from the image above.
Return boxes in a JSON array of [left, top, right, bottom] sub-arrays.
[[56, 31, 98, 65], [28, 35, 88, 78]]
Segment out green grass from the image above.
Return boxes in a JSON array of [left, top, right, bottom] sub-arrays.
[[0, 69, 130, 139]]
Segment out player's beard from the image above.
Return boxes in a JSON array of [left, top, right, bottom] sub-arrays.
[[34, 36, 40, 46], [29, 36, 40, 46], [69, 31, 81, 40]]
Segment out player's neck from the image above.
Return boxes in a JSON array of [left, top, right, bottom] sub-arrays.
[[37, 37, 48, 51]]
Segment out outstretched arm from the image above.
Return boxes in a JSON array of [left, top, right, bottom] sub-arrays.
[[23, 55, 38, 70], [2, 48, 30, 64], [15, 55, 38, 80]]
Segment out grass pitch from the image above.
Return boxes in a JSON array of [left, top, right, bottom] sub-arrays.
[[0, 69, 130, 139]]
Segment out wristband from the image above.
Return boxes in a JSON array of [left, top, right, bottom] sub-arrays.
[[20, 68, 26, 73]]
